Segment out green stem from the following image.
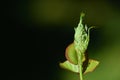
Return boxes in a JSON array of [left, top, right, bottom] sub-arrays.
[[77, 51, 83, 80]]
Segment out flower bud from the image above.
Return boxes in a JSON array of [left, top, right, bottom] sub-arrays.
[[74, 13, 91, 55]]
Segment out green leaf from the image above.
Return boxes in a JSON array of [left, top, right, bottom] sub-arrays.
[[59, 60, 79, 73], [65, 43, 78, 64], [84, 59, 99, 74], [59, 59, 99, 74], [65, 43, 86, 65]]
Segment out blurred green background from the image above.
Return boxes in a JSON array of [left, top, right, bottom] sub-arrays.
[[9, 0, 120, 80]]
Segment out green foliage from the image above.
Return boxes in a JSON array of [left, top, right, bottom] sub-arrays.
[[60, 60, 78, 73], [65, 43, 78, 65], [59, 13, 99, 80], [84, 59, 99, 74], [60, 59, 99, 74]]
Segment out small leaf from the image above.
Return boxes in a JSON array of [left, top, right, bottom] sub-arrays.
[[65, 43, 86, 65], [65, 43, 78, 64], [84, 59, 99, 74], [59, 60, 79, 73]]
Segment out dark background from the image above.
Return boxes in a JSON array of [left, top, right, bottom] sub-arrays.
[[6, 0, 120, 80]]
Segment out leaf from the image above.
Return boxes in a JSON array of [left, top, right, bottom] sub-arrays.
[[84, 59, 99, 74], [65, 43, 78, 64], [59, 59, 99, 74], [65, 43, 86, 65], [59, 60, 79, 73]]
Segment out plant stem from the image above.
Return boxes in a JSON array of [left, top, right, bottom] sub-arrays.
[[77, 51, 83, 80]]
